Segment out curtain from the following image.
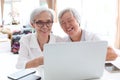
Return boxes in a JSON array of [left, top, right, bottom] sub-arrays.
[[115, 0, 120, 49], [46, 0, 57, 22], [0, 0, 1, 24], [1, 0, 4, 25]]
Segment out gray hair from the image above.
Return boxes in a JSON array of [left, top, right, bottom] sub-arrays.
[[30, 7, 55, 23], [58, 8, 81, 26]]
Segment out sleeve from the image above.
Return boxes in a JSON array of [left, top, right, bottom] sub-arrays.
[[16, 36, 30, 69], [85, 31, 101, 41], [55, 35, 71, 42], [55, 35, 65, 42], [85, 31, 113, 46]]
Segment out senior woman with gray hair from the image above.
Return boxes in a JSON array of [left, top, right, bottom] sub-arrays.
[[16, 7, 62, 69], [58, 8, 118, 61]]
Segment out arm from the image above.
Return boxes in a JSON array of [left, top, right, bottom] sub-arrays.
[[106, 46, 118, 61], [25, 56, 43, 68], [16, 37, 30, 69], [16, 35, 43, 69], [90, 33, 118, 61]]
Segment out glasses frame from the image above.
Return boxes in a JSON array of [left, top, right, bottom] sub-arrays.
[[34, 20, 53, 28]]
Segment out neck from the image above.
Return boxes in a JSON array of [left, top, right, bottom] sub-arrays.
[[37, 34, 50, 51]]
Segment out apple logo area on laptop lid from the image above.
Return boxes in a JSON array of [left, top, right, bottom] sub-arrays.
[[43, 41, 108, 80]]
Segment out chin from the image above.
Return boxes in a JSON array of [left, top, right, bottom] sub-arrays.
[[67, 31, 74, 36]]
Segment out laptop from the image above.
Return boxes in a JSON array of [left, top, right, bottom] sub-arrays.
[[43, 41, 107, 80]]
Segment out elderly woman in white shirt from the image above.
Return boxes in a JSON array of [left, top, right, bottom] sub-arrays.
[[16, 7, 62, 69], [58, 8, 118, 61]]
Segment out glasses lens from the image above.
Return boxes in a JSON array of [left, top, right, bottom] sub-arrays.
[[35, 21, 43, 26], [35, 21, 53, 27], [46, 21, 53, 26]]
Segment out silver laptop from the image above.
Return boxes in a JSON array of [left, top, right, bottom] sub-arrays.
[[43, 41, 107, 80]]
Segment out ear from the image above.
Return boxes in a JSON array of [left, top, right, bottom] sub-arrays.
[[30, 22, 35, 28]]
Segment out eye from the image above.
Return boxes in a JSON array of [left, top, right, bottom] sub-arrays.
[[35, 20, 43, 24], [36, 21, 42, 24], [46, 20, 53, 23]]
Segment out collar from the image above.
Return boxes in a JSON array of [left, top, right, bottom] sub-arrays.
[[30, 33, 56, 48], [68, 29, 85, 42], [30, 33, 39, 48]]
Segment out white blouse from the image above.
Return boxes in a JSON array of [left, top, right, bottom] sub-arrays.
[[63, 29, 101, 42], [16, 33, 62, 69]]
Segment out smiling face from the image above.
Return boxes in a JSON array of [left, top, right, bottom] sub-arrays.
[[32, 11, 53, 37], [60, 11, 81, 38]]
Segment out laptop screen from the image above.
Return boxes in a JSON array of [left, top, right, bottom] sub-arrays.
[[44, 41, 107, 80]]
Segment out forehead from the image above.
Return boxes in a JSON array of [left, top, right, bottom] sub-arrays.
[[61, 11, 74, 21], [34, 11, 52, 21]]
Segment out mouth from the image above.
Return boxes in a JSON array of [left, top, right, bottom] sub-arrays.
[[40, 29, 50, 33], [66, 27, 74, 33]]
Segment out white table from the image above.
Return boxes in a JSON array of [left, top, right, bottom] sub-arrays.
[[1, 68, 120, 80], [2, 57, 120, 80]]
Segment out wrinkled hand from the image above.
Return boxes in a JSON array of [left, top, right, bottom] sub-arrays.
[[25, 56, 44, 68], [106, 47, 118, 61]]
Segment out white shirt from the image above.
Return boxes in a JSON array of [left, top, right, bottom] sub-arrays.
[[16, 33, 62, 69], [63, 30, 101, 42]]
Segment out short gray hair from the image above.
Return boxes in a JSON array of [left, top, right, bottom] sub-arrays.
[[58, 8, 81, 26], [30, 7, 55, 23]]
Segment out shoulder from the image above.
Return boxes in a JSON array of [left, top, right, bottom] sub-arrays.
[[83, 29, 101, 41], [49, 33, 69, 42], [55, 35, 66, 42], [59, 36, 71, 42], [20, 33, 35, 43], [49, 33, 62, 42]]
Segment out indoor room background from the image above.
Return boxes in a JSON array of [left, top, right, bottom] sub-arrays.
[[0, 0, 120, 79], [0, 0, 120, 49]]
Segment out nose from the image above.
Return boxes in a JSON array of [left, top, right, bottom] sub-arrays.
[[42, 23, 48, 28], [65, 22, 70, 28]]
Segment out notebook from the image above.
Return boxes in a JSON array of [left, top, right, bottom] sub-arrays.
[[43, 41, 107, 80]]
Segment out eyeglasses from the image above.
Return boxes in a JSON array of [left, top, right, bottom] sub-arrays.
[[34, 20, 53, 28]]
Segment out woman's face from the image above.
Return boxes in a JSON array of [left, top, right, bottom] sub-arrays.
[[32, 11, 53, 37], [60, 11, 80, 37]]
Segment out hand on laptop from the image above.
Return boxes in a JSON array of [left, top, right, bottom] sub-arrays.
[[106, 47, 118, 61]]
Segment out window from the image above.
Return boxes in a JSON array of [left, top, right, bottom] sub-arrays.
[[3, 0, 46, 25], [2, 0, 118, 46], [82, 0, 117, 46], [3, 0, 21, 25], [56, 0, 118, 46]]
